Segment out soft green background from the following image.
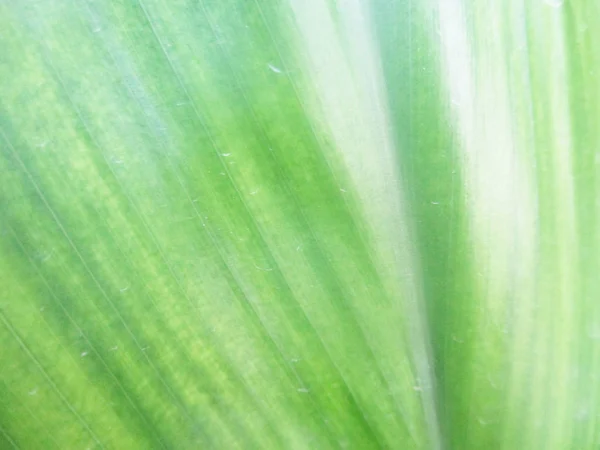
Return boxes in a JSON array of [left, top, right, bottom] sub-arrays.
[[1, 0, 598, 449]]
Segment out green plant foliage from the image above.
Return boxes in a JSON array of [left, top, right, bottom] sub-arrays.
[[0, 0, 598, 449]]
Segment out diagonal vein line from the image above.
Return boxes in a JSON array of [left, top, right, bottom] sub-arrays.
[[197, 2, 409, 445], [0, 380, 62, 450], [5, 223, 169, 450], [49, 6, 267, 444], [33, 8, 282, 446], [129, 1, 373, 443], [252, 1, 424, 443], [0, 423, 20, 450], [0, 309, 104, 449], [131, 1, 390, 442], [0, 126, 203, 441]]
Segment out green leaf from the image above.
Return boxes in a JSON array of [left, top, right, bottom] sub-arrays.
[[0, 0, 598, 449]]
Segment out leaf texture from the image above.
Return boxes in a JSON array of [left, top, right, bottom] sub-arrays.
[[0, 0, 598, 449]]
